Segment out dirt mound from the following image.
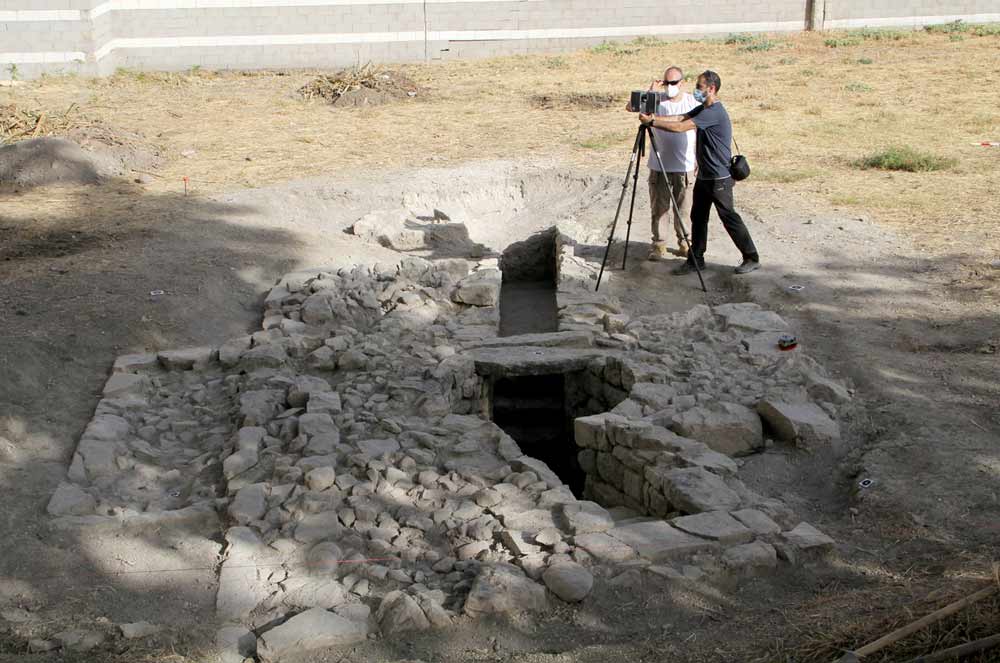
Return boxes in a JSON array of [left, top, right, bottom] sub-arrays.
[[298, 63, 421, 107], [529, 93, 619, 110], [1, 104, 162, 187], [0, 130, 161, 188]]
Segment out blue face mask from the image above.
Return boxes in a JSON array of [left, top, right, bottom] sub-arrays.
[[693, 88, 706, 103]]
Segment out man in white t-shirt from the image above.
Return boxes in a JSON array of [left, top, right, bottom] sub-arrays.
[[643, 66, 699, 260]]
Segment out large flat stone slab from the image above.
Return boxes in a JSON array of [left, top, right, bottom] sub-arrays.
[[257, 607, 368, 662], [465, 331, 593, 349], [471, 347, 604, 378], [606, 521, 716, 562], [671, 511, 753, 545]]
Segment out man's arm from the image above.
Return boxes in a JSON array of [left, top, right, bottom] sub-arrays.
[[640, 113, 696, 132]]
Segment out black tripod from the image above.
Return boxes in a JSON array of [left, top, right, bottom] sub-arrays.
[[596, 123, 706, 293]]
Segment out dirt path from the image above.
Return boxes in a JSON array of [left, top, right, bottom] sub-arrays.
[[1, 163, 997, 662]]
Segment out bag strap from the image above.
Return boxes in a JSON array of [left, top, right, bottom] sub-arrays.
[[732, 135, 742, 156]]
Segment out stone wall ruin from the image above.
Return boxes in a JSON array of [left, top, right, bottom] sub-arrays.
[[44, 230, 851, 661]]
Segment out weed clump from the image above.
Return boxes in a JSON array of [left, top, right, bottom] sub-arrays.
[[856, 146, 957, 172]]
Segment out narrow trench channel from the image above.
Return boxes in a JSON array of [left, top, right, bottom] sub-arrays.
[[492, 230, 587, 496]]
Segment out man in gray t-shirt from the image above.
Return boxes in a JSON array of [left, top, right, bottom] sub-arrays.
[[639, 70, 760, 275]]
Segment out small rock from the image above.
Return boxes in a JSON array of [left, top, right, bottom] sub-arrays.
[[542, 562, 594, 602], [119, 622, 162, 639], [463, 563, 548, 616], [47, 482, 96, 516], [306, 467, 337, 492], [376, 591, 431, 634]]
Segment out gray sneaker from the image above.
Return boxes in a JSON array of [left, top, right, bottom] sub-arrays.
[[734, 258, 760, 275]]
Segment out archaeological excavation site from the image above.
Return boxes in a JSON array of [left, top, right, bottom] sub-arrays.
[[40, 199, 854, 661]]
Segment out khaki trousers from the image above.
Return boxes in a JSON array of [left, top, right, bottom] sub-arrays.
[[649, 169, 694, 246]]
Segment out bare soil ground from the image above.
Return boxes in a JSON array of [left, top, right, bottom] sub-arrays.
[[1, 27, 998, 663]]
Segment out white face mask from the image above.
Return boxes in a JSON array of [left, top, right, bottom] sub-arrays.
[[665, 84, 679, 98]]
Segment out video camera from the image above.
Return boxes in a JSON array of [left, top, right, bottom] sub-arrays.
[[629, 90, 667, 114]]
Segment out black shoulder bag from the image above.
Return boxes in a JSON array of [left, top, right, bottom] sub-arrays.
[[730, 135, 751, 181]]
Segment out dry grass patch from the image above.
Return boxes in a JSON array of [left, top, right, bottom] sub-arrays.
[[1, 28, 998, 255]]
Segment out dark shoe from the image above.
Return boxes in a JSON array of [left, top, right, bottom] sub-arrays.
[[671, 260, 704, 275], [734, 258, 760, 275]]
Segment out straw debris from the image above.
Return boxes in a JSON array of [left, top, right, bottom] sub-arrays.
[[298, 63, 421, 107]]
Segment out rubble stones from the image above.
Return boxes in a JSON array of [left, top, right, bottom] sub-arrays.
[[542, 562, 594, 602], [157, 347, 215, 371], [50, 247, 850, 650]]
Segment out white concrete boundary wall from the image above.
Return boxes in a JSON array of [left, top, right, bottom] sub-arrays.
[[1, 1, 998, 78]]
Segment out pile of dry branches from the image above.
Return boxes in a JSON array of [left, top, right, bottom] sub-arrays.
[[298, 63, 418, 102], [0, 103, 79, 144]]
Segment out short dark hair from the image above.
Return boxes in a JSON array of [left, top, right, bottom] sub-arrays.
[[700, 70, 722, 92]]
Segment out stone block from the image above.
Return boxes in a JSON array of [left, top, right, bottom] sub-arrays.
[[655, 467, 741, 514], [671, 402, 763, 456], [757, 399, 840, 447]]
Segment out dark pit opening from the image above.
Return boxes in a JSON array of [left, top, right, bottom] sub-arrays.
[[499, 228, 559, 337], [491, 373, 587, 497]]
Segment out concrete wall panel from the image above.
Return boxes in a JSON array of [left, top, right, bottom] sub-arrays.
[[1, 0, 998, 78]]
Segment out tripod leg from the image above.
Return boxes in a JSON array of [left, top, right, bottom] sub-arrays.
[[621, 129, 644, 271], [597, 126, 643, 292], [644, 126, 707, 293]]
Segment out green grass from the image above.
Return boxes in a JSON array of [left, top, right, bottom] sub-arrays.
[[739, 38, 779, 52], [921, 20, 1000, 36], [857, 57, 874, 65], [724, 33, 755, 45], [628, 36, 670, 48], [847, 27, 909, 41], [855, 146, 957, 172], [589, 41, 640, 56], [541, 56, 568, 69], [825, 37, 862, 48], [844, 82, 874, 93]]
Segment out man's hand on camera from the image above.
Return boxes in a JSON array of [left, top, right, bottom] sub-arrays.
[[649, 79, 665, 91], [639, 113, 654, 127]]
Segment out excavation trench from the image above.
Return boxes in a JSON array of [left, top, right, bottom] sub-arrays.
[[488, 229, 613, 498]]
